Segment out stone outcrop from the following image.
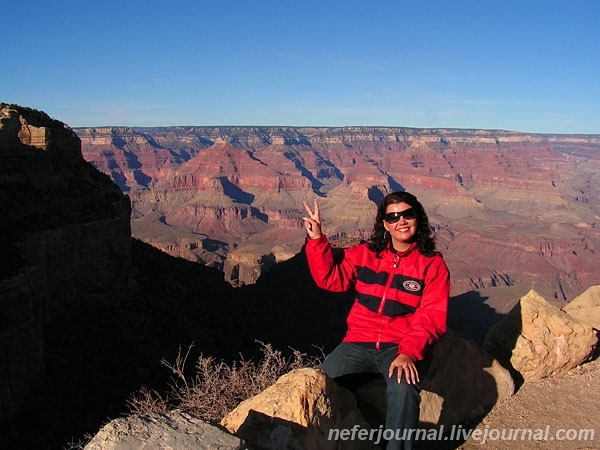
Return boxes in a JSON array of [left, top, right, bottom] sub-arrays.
[[562, 285, 600, 330], [484, 290, 598, 381], [221, 368, 377, 450], [0, 104, 135, 422], [77, 126, 600, 298], [220, 332, 513, 449], [350, 330, 514, 429], [420, 330, 516, 425], [84, 410, 246, 450]]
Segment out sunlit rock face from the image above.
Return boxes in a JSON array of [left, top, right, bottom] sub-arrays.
[[78, 126, 600, 299]]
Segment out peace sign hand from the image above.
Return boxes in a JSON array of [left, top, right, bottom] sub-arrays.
[[302, 199, 323, 239]]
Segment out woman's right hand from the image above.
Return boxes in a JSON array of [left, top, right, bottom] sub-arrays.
[[302, 199, 323, 239]]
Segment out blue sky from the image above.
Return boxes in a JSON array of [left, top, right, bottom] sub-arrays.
[[3, 0, 599, 133]]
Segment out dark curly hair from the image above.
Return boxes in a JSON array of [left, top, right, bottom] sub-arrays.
[[368, 191, 436, 255]]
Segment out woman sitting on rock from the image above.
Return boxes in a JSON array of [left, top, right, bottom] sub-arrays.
[[302, 191, 450, 450]]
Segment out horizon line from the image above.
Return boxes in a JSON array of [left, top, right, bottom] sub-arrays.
[[70, 124, 600, 137]]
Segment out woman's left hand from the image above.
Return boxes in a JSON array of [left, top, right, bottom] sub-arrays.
[[388, 353, 419, 384]]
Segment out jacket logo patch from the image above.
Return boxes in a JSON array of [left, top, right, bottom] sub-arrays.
[[403, 280, 421, 292]]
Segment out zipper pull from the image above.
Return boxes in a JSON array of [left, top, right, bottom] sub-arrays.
[[393, 253, 399, 268]]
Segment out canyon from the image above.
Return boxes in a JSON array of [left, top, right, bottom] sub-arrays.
[[2, 103, 599, 449], [78, 126, 600, 301]]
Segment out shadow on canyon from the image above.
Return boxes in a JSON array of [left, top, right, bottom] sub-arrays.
[[1, 240, 517, 450], [0, 239, 353, 449]]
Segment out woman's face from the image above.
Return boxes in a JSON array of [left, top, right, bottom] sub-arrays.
[[383, 201, 418, 251]]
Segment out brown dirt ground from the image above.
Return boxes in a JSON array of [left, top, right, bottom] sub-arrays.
[[457, 356, 600, 450]]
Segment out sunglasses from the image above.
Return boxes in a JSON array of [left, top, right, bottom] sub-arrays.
[[383, 208, 417, 223]]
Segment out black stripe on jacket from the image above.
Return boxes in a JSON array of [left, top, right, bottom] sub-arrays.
[[356, 267, 425, 317], [356, 293, 417, 316]]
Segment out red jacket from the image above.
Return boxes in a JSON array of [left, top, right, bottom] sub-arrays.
[[305, 236, 450, 361]]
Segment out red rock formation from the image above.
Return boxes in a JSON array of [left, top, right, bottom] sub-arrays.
[[77, 126, 600, 298]]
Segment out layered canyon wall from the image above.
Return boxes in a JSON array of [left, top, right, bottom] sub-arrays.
[[77, 126, 600, 300]]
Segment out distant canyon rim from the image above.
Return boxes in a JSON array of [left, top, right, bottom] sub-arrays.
[[77, 126, 600, 302]]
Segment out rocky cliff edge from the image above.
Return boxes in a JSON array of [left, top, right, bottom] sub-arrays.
[[0, 104, 135, 423]]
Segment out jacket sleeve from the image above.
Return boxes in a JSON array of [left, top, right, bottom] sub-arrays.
[[304, 235, 358, 293], [399, 255, 450, 361]]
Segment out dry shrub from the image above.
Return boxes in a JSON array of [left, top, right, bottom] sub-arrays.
[[126, 385, 169, 415], [128, 341, 322, 422]]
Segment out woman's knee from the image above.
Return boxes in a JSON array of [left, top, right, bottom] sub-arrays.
[[385, 380, 421, 402]]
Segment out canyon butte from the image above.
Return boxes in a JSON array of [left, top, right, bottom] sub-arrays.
[[78, 125, 600, 301]]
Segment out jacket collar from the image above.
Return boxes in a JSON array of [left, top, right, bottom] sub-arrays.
[[387, 241, 417, 257]]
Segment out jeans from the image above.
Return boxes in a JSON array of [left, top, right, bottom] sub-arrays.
[[321, 343, 423, 450]]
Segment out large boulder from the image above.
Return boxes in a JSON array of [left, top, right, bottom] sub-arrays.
[[84, 410, 246, 450], [563, 285, 600, 330], [352, 330, 514, 429], [422, 330, 514, 425], [221, 333, 513, 449], [221, 367, 377, 450], [484, 289, 598, 382]]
